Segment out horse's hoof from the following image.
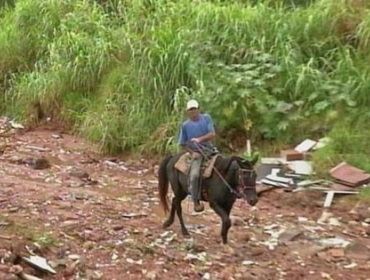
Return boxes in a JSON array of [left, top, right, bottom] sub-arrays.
[[182, 230, 190, 237], [222, 244, 235, 255], [162, 221, 172, 229]]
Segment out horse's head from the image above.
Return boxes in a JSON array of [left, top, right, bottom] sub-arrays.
[[235, 157, 258, 206]]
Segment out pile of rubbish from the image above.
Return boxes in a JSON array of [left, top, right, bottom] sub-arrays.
[[257, 138, 370, 208]]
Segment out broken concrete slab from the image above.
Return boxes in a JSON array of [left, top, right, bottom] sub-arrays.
[[330, 162, 370, 187], [294, 139, 317, 153], [287, 161, 313, 175]]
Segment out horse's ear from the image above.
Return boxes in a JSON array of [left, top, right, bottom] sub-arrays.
[[250, 152, 259, 166], [241, 151, 259, 167]]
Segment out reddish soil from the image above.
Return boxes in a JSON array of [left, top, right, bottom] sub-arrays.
[[0, 119, 370, 280]]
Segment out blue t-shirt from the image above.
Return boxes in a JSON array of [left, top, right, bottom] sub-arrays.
[[178, 113, 215, 151]]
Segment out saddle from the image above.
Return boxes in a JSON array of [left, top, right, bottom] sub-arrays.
[[174, 152, 219, 178]]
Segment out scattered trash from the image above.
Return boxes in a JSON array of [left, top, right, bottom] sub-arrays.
[[9, 120, 24, 130], [202, 272, 211, 280], [242, 260, 256, 266], [25, 145, 51, 152], [22, 255, 56, 274], [184, 252, 207, 262], [122, 212, 148, 219], [318, 237, 350, 248], [317, 211, 341, 226], [323, 191, 335, 208], [343, 262, 358, 269], [323, 190, 359, 208]]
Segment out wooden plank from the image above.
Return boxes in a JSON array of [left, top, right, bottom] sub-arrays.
[[324, 191, 335, 208]]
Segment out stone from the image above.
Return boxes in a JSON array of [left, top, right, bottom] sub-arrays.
[[345, 242, 370, 261]]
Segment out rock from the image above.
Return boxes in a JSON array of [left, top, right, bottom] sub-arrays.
[[68, 254, 81, 261], [0, 265, 9, 273], [83, 241, 95, 250], [250, 248, 264, 257], [321, 272, 333, 280], [328, 248, 345, 258], [145, 271, 156, 279], [317, 252, 330, 262], [68, 168, 89, 180], [86, 270, 103, 279], [23, 157, 50, 170], [278, 228, 303, 243], [231, 216, 245, 227], [112, 225, 124, 231], [8, 265, 23, 274], [345, 242, 370, 261], [202, 272, 211, 280]]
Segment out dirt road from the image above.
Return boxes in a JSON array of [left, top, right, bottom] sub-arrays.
[[0, 119, 369, 279]]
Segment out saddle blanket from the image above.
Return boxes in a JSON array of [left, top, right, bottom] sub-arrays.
[[174, 153, 219, 178]]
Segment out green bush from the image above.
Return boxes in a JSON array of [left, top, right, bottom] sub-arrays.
[[0, 0, 369, 159]]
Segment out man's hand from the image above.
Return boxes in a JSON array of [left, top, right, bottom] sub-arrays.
[[191, 137, 200, 143]]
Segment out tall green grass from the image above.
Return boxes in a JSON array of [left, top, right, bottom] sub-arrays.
[[0, 0, 369, 164]]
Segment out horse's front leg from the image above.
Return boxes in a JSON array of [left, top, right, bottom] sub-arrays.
[[210, 202, 231, 244]]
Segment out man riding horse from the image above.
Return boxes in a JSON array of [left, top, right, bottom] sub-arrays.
[[158, 99, 258, 243], [178, 99, 217, 212]]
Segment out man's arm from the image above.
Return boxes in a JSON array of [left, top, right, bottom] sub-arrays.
[[192, 131, 215, 143], [191, 114, 216, 143]]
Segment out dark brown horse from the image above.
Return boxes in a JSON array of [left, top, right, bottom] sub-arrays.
[[158, 153, 258, 244]]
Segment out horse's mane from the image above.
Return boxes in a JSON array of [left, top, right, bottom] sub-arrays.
[[214, 155, 252, 174]]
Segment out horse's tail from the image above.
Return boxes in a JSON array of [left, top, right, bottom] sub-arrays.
[[158, 154, 172, 213]]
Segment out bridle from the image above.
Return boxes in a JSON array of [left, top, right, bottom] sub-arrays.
[[237, 168, 257, 199]]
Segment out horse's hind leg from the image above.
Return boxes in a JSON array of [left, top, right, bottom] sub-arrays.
[[175, 193, 189, 236], [163, 197, 177, 228], [210, 202, 231, 244]]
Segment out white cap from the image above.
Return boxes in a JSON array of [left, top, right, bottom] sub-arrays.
[[186, 99, 199, 110]]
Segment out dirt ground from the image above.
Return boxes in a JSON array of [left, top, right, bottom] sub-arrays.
[[0, 118, 370, 280]]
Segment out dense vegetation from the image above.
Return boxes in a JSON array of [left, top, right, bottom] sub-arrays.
[[0, 0, 369, 172]]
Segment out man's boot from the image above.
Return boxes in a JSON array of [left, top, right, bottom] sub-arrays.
[[194, 200, 204, 212]]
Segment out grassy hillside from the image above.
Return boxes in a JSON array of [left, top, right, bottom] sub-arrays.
[[0, 0, 369, 171]]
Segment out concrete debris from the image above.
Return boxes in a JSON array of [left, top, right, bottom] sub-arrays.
[[281, 149, 304, 161]]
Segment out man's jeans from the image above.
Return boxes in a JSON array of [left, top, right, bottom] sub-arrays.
[[189, 156, 202, 203]]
